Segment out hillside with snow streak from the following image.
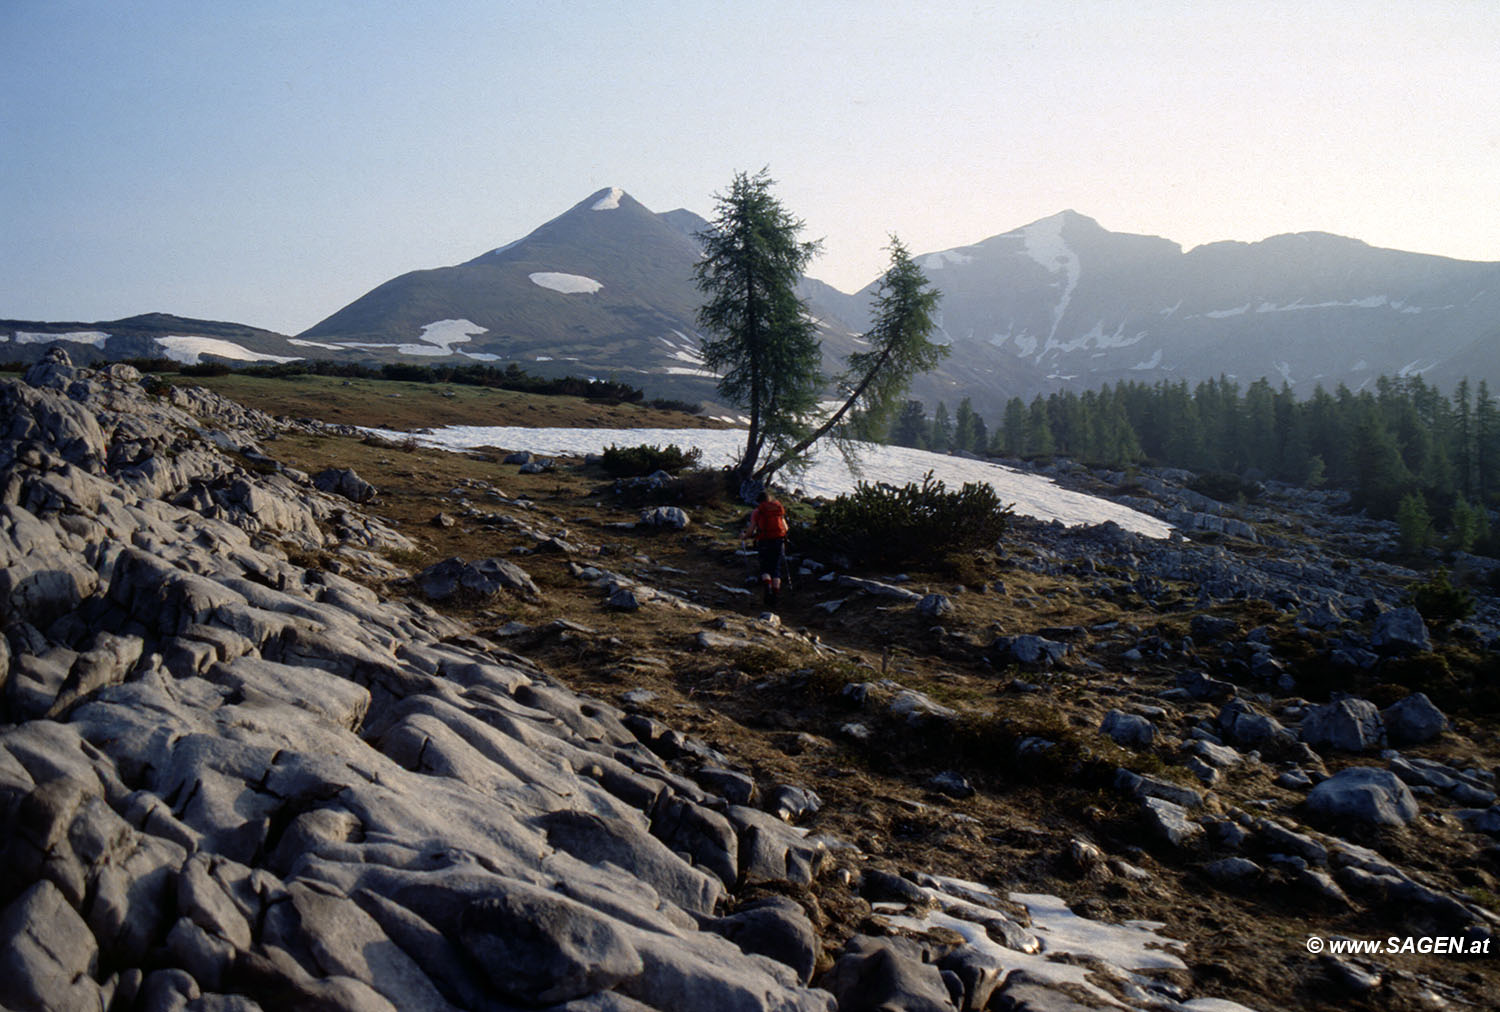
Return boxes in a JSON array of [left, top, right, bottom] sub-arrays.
[[363, 424, 1174, 538]]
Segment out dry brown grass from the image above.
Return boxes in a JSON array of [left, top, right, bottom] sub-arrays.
[[182, 372, 733, 431]]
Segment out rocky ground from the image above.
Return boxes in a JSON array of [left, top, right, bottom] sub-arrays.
[[1, 350, 1497, 1011]]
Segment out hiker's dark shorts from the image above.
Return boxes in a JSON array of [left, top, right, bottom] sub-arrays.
[[757, 538, 785, 579]]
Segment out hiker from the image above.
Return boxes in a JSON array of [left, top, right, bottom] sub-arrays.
[[744, 490, 788, 607]]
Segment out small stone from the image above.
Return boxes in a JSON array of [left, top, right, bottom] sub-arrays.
[[1276, 769, 1314, 790], [1100, 708, 1155, 748], [1142, 797, 1203, 848], [1205, 857, 1263, 885], [606, 587, 643, 611], [928, 771, 975, 799]]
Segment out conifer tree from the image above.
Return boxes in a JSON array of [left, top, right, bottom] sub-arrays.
[[695, 169, 823, 487], [752, 237, 945, 482], [890, 399, 930, 449], [1000, 397, 1028, 456], [931, 401, 954, 453], [954, 397, 979, 453]]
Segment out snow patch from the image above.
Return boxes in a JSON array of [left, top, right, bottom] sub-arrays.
[[12, 330, 110, 347], [880, 878, 1196, 1010], [1274, 360, 1294, 384], [535, 356, 554, 362], [287, 338, 347, 350], [591, 187, 624, 210], [1252, 295, 1401, 313], [1044, 320, 1145, 355], [1020, 215, 1080, 339], [1131, 349, 1164, 371], [336, 319, 487, 357], [361, 424, 1173, 539], [463, 352, 501, 362], [920, 249, 974, 271], [530, 272, 603, 294], [155, 336, 301, 366], [1203, 303, 1251, 319]]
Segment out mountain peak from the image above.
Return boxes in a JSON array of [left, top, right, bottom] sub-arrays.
[[587, 186, 625, 211], [1022, 209, 1102, 232]]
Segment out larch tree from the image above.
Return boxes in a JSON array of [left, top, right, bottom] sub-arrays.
[[694, 169, 823, 489], [695, 171, 946, 489], [751, 236, 946, 483]]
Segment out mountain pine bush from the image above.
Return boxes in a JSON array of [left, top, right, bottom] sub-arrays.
[[599, 443, 703, 477], [808, 471, 1012, 567]]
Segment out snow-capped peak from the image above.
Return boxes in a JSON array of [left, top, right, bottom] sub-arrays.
[[591, 187, 624, 211]]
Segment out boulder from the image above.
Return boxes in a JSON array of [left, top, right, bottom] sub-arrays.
[[639, 506, 690, 530], [1381, 693, 1447, 746], [1217, 700, 1297, 753], [1305, 767, 1419, 827], [916, 593, 955, 618], [1370, 606, 1431, 653], [1176, 669, 1237, 702], [313, 467, 377, 503], [1299, 697, 1386, 753], [822, 938, 955, 1012], [416, 556, 540, 601], [0, 879, 103, 1012], [458, 884, 644, 1005], [991, 634, 1070, 668], [703, 896, 819, 983]]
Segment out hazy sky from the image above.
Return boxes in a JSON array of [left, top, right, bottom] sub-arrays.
[[4, 1, 1498, 335]]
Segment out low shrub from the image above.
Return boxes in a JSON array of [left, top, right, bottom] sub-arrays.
[[179, 361, 232, 377], [599, 443, 702, 477], [1407, 568, 1474, 630], [806, 471, 1012, 568]]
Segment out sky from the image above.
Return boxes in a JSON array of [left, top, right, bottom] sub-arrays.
[[4, 1, 1498, 336]]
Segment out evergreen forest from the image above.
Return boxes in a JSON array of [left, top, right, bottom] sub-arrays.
[[885, 375, 1500, 551]]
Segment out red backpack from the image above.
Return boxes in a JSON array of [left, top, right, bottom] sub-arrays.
[[754, 500, 788, 540]]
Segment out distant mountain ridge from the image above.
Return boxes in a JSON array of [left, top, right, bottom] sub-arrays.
[[6, 193, 1499, 420], [884, 210, 1500, 418]]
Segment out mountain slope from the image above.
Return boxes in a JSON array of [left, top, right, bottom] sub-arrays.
[[889, 212, 1500, 417], [299, 189, 711, 391], [0, 313, 302, 365]]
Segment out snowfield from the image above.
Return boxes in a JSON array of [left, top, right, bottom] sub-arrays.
[[364, 424, 1173, 538], [154, 336, 301, 365], [7, 330, 111, 347]]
